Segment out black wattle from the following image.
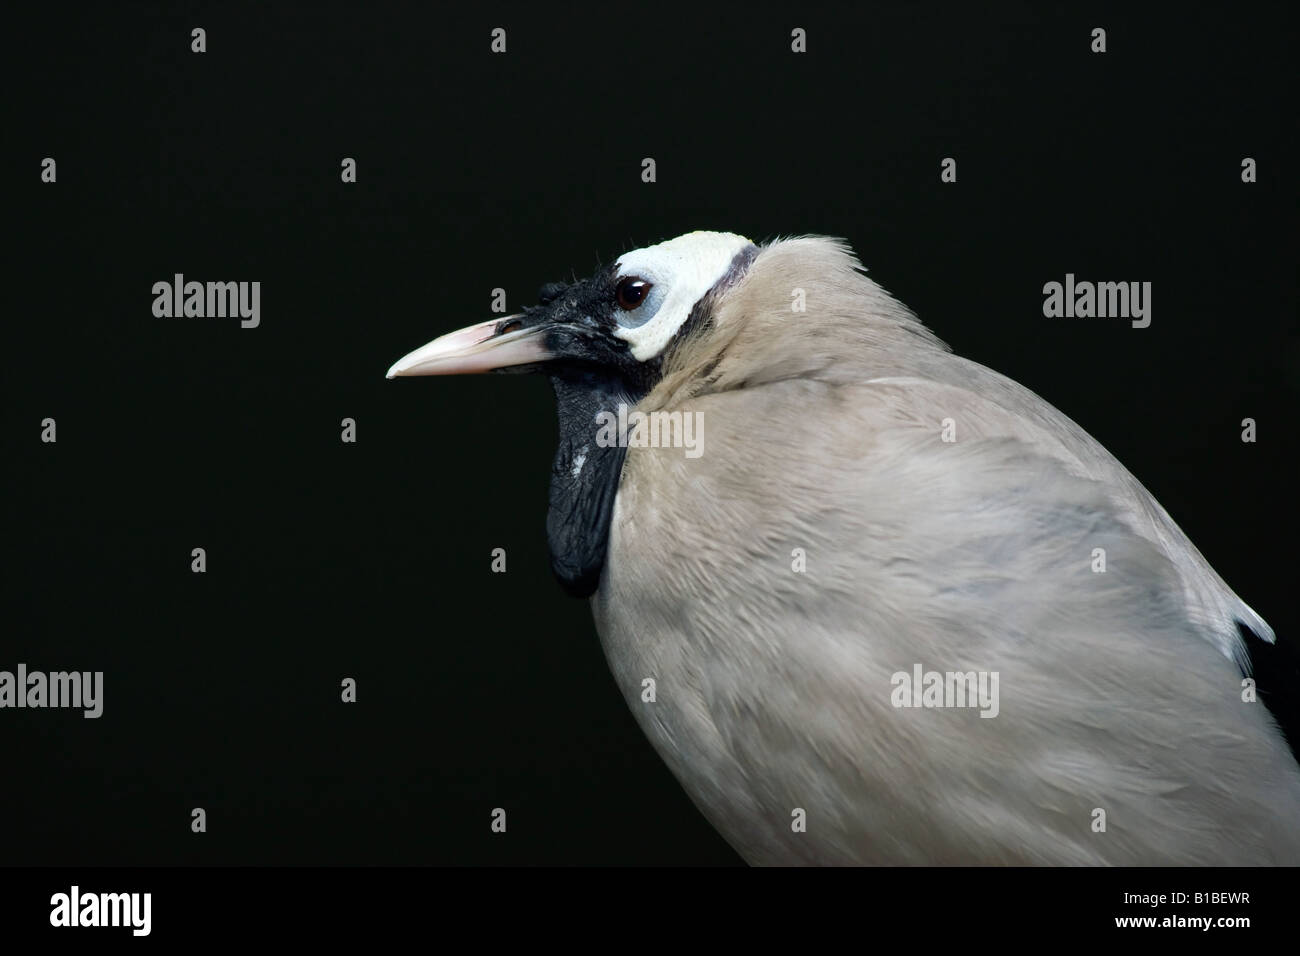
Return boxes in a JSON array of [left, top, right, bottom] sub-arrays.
[[546, 371, 636, 598]]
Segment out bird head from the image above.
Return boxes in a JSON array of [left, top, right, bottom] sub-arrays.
[[386, 231, 760, 598], [385, 230, 757, 385]]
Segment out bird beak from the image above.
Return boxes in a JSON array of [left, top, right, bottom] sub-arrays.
[[386, 316, 554, 378]]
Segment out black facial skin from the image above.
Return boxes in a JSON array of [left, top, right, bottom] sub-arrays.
[[502, 264, 661, 598], [500, 244, 758, 598]]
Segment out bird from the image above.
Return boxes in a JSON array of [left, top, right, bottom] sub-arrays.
[[387, 230, 1300, 865]]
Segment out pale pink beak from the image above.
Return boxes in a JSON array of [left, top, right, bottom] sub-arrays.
[[386, 316, 553, 378]]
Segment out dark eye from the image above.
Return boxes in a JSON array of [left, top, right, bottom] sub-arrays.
[[616, 276, 652, 311]]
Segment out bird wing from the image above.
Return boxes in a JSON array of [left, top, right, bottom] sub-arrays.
[[595, 373, 1300, 864], [904, 358, 1274, 660]]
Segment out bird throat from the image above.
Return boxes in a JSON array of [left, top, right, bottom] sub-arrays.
[[545, 369, 638, 598]]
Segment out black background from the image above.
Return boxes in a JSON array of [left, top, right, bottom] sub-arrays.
[[6, 2, 1296, 865]]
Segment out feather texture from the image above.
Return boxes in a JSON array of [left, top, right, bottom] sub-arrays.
[[592, 236, 1299, 864]]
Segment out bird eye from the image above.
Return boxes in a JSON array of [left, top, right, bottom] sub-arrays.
[[616, 276, 653, 311]]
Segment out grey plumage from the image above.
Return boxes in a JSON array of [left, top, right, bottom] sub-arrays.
[[390, 232, 1299, 864]]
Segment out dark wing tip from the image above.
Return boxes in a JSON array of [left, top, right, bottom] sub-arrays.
[[1238, 619, 1300, 765]]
